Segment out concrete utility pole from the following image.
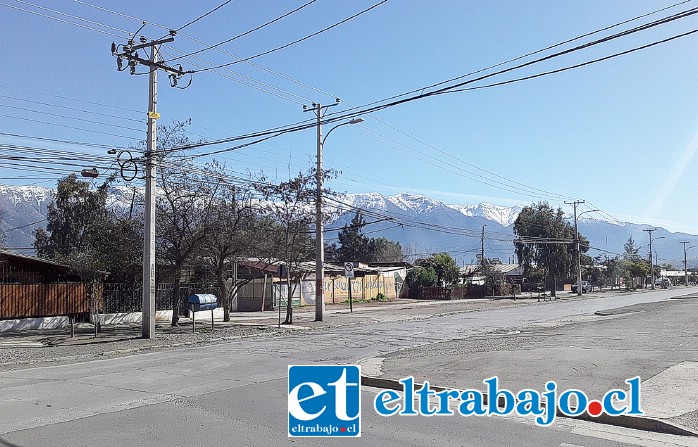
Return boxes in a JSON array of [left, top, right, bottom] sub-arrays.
[[112, 33, 185, 339], [644, 228, 656, 290], [481, 225, 486, 268], [304, 100, 363, 322], [565, 200, 584, 296], [681, 241, 690, 286], [304, 100, 338, 322], [142, 45, 158, 339]]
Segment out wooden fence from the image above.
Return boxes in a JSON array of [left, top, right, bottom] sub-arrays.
[[0, 283, 97, 319]]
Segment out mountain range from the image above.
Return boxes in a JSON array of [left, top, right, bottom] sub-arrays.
[[1, 185, 695, 268]]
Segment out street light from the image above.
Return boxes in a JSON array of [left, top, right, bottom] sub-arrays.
[[309, 106, 363, 322], [573, 208, 598, 296], [649, 235, 665, 290], [680, 241, 692, 286], [688, 246, 697, 286], [80, 168, 99, 178]]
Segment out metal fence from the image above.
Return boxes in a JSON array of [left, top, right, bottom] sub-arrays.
[[416, 286, 491, 300], [103, 282, 218, 315]]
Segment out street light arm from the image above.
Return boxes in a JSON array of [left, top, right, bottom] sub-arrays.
[[321, 118, 363, 147], [314, 115, 363, 322], [578, 209, 600, 219]]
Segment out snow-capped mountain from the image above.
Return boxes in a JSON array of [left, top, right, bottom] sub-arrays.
[[448, 203, 524, 227], [0, 185, 53, 250], [0, 185, 695, 267], [332, 193, 450, 216]]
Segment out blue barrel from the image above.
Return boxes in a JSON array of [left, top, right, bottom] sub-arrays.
[[188, 294, 218, 312]]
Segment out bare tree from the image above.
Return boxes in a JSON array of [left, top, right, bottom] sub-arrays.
[[152, 122, 218, 326], [258, 170, 319, 325], [202, 162, 262, 321]]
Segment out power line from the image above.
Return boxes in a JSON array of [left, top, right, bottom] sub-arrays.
[[5, 218, 48, 233], [0, 1, 128, 38], [0, 104, 144, 134], [185, 1, 389, 73], [353, 125, 572, 202], [167, 7, 698, 154], [440, 28, 698, 95], [175, 0, 234, 32], [340, 0, 697, 114], [0, 114, 143, 141], [0, 132, 130, 151], [74, 0, 326, 103], [0, 85, 143, 115], [159, 48, 309, 105], [64, 1, 691, 215], [169, 0, 319, 62], [0, 95, 145, 124]]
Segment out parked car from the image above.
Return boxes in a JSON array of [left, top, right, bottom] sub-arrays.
[[656, 278, 671, 289], [571, 281, 591, 293]]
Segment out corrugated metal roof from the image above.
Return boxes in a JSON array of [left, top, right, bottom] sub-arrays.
[[0, 249, 70, 269]]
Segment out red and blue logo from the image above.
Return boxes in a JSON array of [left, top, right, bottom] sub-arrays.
[[288, 365, 361, 437], [374, 376, 643, 426]]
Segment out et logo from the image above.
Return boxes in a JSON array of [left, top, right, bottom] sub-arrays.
[[288, 365, 361, 437]]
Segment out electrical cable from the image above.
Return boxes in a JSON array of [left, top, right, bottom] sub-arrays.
[[175, 0, 234, 32], [0, 104, 144, 134], [0, 114, 143, 141], [185, 1, 388, 73], [0, 2, 129, 38], [0, 85, 143, 115], [0, 95, 145, 124], [159, 48, 309, 105], [169, 0, 318, 62], [0, 132, 130, 151]]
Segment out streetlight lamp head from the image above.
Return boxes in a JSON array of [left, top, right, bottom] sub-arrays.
[[107, 149, 117, 155], [80, 168, 99, 178], [349, 118, 364, 124]]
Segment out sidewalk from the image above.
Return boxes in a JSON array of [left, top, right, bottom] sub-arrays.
[[0, 289, 656, 357], [0, 293, 590, 371]]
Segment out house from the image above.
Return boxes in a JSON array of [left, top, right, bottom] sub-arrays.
[[461, 263, 524, 286], [230, 259, 409, 311], [0, 249, 90, 321]]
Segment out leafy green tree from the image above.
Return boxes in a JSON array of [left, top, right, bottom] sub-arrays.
[[329, 212, 404, 263], [623, 236, 641, 261], [372, 237, 404, 263], [601, 256, 619, 289], [87, 212, 142, 283], [406, 266, 438, 297], [334, 211, 374, 262], [513, 202, 580, 297], [419, 252, 460, 286], [34, 174, 109, 260], [34, 174, 141, 282], [626, 260, 649, 282]]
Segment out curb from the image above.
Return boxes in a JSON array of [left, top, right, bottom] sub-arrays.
[[0, 327, 291, 369], [361, 375, 698, 437]]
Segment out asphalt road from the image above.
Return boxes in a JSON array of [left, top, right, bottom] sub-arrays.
[[1, 287, 697, 446]]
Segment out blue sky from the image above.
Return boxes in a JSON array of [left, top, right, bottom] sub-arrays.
[[2, 1, 698, 233]]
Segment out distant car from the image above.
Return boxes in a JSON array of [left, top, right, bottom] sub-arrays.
[[571, 281, 591, 293], [656, 278, 671, 288]]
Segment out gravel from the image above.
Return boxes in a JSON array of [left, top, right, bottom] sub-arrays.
[[0, 323, 285, 371]]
